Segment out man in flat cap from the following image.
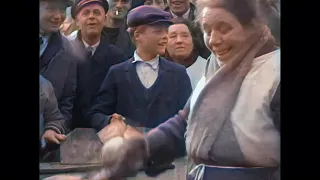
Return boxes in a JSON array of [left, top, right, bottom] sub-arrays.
[[69, 0, 125, 129], [88, 5, 192, 133], [40, 0, 78, 137]]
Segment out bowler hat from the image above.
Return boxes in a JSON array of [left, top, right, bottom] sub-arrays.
[[127, 5, 172, 28], [71, 0, 109, 19]]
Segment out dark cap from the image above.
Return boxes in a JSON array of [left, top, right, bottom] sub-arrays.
[[127, 5, 172, 28], [40, 0, 74, 6], [71, 0, 109, 19]]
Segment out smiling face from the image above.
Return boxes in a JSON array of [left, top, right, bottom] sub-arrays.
[[75, 4, 106, 37], [201, 6, 252, 63], [40, 1, 67, 34], [167, 24, 194, 61], [107, 0, 132, 20], [168, 0, 190, 16], [135, 24, 168, 56]]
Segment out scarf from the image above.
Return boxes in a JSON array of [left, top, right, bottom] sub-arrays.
[[165, 49, 199, 68], [186, 26, 274, 161]]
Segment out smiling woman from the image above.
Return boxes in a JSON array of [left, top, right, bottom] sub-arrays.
[[93, 0, 280, 180], [197, 0, 276, 64]]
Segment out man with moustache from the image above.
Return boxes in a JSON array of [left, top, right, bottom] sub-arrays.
[[103, 0, 135, 59], [87, 6, 192, 132], [70, 0, 125, 129], [40, 0, 77, 131]]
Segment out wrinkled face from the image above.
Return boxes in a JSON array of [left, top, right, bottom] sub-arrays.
[[135, 24, 168, 56], [144, 0, 166, 10], [107, 0, 132, 20], [201, 7, 249, 62], [40, 1, 67, 33], [76, 4, 106, 37], [168, 0, 190, 16], [167, 24, 194, 60]]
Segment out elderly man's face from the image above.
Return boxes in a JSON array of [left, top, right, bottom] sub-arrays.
[[40, 1, 67, 33], [107, 0, 132, 20], [168, 0, 190, 16], [76, 4, 106, 37]]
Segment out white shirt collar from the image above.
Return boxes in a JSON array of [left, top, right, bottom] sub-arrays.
[[39, 33, 51, 41], [82, 39, 100, 55], [132, 51, 160, 70], [171, 8, 190, 19]]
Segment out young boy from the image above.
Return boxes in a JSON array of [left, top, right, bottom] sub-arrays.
[[87, 6, 192, 131]]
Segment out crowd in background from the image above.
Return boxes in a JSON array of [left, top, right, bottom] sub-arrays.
[[40, 0, 280, 179]]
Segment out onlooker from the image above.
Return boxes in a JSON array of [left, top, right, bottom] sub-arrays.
[[165, 18, 207, 89], [70, 0, 125, 129], [87, 6, 192, 131], [60, 7, 79, 36], [40, 75, 67, 148], [40, 0, 78, 129], [103, 0, 136, 59], [165, 0, 195, 20], [144, 0, 166, 10], [40, 75, 67, 162], [165, 0, 211, 58]]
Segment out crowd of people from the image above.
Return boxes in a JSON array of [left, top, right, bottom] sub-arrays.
[[39, 0, 280, 179]]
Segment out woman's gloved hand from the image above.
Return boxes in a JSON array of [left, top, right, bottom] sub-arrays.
[[99, 136, 148, 179], [95, 113, 147, 179]]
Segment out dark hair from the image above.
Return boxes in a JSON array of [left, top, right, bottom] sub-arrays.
[[169, 18, 203, 55], [196, 0, 262, 27]]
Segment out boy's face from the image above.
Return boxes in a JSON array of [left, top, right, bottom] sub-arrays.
[[135, 24, 168, 56]]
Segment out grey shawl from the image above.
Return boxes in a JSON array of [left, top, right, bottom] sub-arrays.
[[186, 26, 272, 161]]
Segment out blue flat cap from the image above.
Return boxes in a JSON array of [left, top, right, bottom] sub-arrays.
[[71, 0, 109, 19], [127, 5, 172, 28]]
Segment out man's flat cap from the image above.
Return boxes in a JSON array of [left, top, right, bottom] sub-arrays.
[[71, 0, 109, 19], [127, 5, 172, 28]]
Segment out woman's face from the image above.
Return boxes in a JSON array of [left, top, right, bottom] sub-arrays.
[[201, 6, 251, 63], [167, 24, 194, 60]]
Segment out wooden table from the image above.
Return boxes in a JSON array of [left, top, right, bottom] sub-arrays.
[[40, 157, 187, 180]]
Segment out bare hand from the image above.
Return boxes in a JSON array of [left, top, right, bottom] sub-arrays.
[[42, 129, 66, 145]]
